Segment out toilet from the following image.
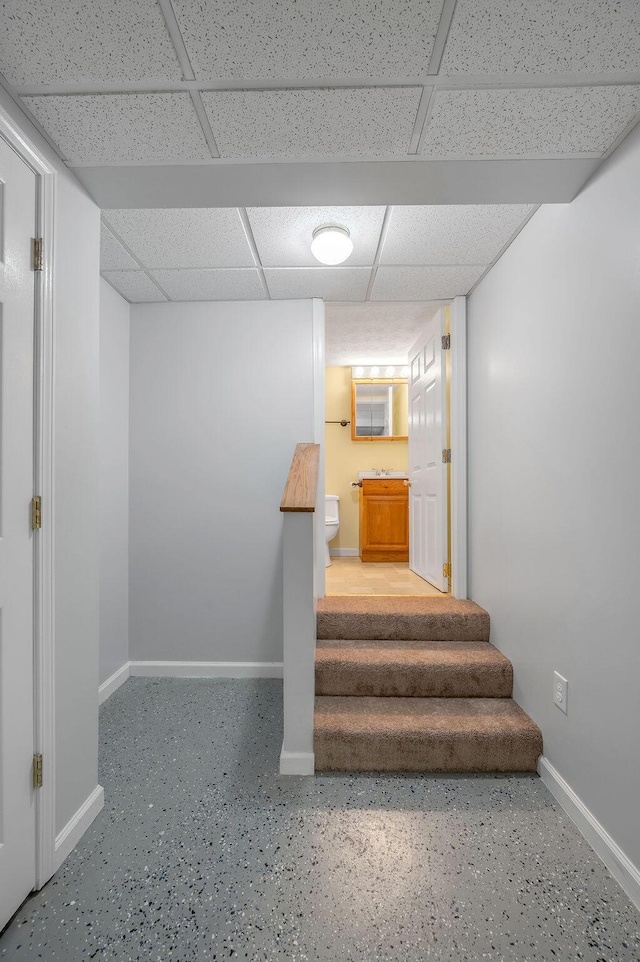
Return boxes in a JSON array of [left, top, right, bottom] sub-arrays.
[[324, 495, 340, 567]]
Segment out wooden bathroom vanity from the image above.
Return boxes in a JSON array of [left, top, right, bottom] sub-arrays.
[[359, 477, 409, 562]]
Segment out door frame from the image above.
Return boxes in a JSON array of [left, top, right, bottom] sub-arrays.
[[0, 105, 56, 888], [449, 295, 468, 599]]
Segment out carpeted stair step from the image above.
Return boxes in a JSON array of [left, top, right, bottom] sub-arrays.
[[314, 696, 542, 772], [315, 640, 512, 698], [317, 595, 490, 642]]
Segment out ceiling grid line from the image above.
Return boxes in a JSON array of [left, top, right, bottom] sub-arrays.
[[427, 0, 459, 76], [100, 217, 171, 300], [156, 0, 196, 81], [416, 93, 439, 156], [238, 208, 271, 299], [156, 0, 222, 159], [64, 151, 604, 170], [364, 206, 394, 302], [63, 150, 604, 169], [407, 88, 434, 155], [14, 73, 640, 97], [189, 90, 221, 158]]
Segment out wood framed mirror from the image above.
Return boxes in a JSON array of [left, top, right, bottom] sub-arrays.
[[351, 379, 408, 441]]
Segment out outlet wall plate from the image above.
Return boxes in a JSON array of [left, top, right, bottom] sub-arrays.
[[554, 671, 568, 715]]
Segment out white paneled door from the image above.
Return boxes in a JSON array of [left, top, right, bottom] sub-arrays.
[[0, 135, 37, 928], [408, 309, 448, 591]]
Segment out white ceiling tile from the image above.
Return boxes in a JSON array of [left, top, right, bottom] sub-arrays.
[[420, 87, 640, 159], [440, 0, 640, 76], [100, 223, 139, 271], [381, 205, 534, 265], [247, 207, 385, 267], [102, 271, 167, 303], [0, 0, 181, 85], [22, 94, 211, 164], [151, 269, 265, 301], [201, 88, 421, 160], [325, 303, 439, 366], [265, 268, 371, 301], [372, 266, 485, 300], [173, 0, 444, 81], [102, 209, 254, 269]]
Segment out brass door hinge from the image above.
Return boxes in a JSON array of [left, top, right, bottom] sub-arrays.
[[31, 495, 42, 529], [443, 562, 451, 581], [32, 237, 43, 272], [33, 753, 43, 789], [441, 333, 451, 350], [442, 448, 451, 464]]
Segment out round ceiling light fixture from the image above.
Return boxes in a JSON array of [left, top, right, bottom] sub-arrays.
[[310, 225, 353, 265]]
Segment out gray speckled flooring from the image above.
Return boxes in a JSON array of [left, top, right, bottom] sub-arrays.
[[2, 679, 639, 961]]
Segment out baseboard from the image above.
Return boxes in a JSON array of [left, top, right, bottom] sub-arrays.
[[280, 745, 315, 775], [330, 548, 359, 557], [53, 785, 104, 873], [129, 660, 284, 679], [538, 756, 640, 911], [98, 662, 131, 704]]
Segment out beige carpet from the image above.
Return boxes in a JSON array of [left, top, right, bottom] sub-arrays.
[[317, 595, 490, 642], [314, 696, 543, 772], [316, 640, 513, 698], [313, 596, 542, 773]]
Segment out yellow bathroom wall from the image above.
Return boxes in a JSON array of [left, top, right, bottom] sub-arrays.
[[325, 367, 408, 551]]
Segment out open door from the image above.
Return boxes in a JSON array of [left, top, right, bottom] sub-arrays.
[[408, 308, 449, 591]]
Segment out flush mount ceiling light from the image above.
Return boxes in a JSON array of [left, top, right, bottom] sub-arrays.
[[310, 225, 353, 265]]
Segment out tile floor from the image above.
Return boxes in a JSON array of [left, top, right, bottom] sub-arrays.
[[326, 555, 445, 595], [1, 678, 638, 961]]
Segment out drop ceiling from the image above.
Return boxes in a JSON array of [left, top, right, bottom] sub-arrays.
[[99, 202, 535, 302], [1, 0, 639, 304]]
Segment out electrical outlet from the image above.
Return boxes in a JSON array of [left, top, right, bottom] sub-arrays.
[[554, 671, 568, 715]]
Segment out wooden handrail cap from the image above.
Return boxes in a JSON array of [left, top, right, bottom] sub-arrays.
[[280, 442, 320, 513]]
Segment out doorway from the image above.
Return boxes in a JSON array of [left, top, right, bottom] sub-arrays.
[[322, 298, 467, 599]]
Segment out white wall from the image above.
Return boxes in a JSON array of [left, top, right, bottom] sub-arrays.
[[468, 122, 640, 870], [53, 173, 101, 835], [0, 89, 102, 842], [129, 300, 316, 664], [99, 280, 130, 686]]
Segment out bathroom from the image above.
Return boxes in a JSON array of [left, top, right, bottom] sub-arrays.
[[323, 303, 445, 597]]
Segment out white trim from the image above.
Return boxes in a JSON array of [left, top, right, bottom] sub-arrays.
[[279, 746, 315, 776], [98, 663, 131, 704], [129, 661, 283, 678], [449, 295, 468, 600], [53, 786, 104, 875], [538, 756, 640, 912], [312, 297, 326, 599], [0, 104, 57, 890], [330, 548, 359, 557]]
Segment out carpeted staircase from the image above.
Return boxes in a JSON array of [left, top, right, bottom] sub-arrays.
[[314, 596, 542, 772]]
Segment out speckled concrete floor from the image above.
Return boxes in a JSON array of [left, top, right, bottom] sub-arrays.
[[2, 679, 639, 961]]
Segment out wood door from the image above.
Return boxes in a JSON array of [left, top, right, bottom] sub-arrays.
[[408, 309, 448, 590], [0, 134, 37, 928], [359, 479, 409, 562]]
